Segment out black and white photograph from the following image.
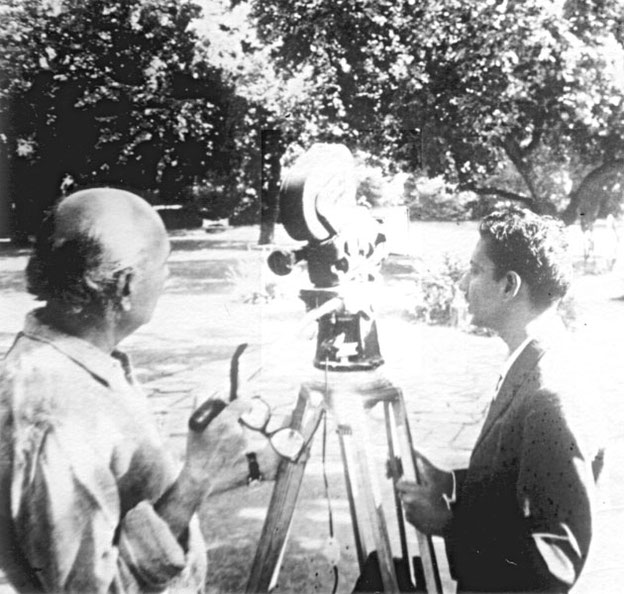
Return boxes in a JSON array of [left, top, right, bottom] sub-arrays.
[[0, 1, 623, 593]]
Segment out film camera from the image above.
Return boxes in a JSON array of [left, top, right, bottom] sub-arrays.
[[267, 144, 388, 371]]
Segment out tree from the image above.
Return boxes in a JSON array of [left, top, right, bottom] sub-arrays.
[[0, 0, 237, 240], [247, 0, 624, 218], [194, 0, 361, 242], [562, 159, 624, 226]]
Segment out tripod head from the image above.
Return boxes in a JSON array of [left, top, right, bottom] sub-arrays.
[[267, 143, 387, 371], [299, 286, 384, 371]]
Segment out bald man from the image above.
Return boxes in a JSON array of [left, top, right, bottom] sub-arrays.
[[0, 189, 259, 593]]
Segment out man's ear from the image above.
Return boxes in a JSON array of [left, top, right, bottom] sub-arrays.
[[114, 267, 135, 311], [503, 271, 522, 299]]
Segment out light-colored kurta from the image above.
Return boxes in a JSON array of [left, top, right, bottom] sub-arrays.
[[0, 311, 207, 593]]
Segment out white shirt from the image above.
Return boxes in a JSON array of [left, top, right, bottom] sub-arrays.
[[494, 335, 533, 396]]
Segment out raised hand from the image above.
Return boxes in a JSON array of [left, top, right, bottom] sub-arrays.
[[184, 397, 251, 493]]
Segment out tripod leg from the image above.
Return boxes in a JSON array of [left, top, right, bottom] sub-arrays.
[[335, 394, 400, 593], [383, 402, 412, 574], [245, 386, 324, 593], [391, 392, 443, 594], [336, 424, 367, 571]]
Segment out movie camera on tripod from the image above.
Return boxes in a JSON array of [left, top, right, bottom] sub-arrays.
[[248, 144, 443, 593], [267, 143, 388, 371]]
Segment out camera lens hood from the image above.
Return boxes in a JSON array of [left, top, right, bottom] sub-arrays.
[[279, 143, 357, 242]]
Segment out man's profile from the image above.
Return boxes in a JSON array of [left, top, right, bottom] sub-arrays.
[[0, 188, 262, 592], [398, 207, 606, 593]]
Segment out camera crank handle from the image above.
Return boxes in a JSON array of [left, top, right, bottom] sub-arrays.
[[189, 399, 227, 433]]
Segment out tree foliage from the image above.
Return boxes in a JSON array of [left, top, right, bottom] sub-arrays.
[[194, 0, 367, 237], [3, 0, 624, 240], [248, 0, 624, 216], [0, 0, 237, 238]]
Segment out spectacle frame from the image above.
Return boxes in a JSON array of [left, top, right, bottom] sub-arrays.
[[239, 396, 324, 462]]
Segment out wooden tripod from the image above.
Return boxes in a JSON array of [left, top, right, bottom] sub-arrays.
[[245, 368, 443, 593]]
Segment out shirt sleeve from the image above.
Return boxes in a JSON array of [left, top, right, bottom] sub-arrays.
[[441, 469, 459, 510], [11, 422, 206, 593]]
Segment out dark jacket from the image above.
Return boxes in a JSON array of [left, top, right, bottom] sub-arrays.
[[445, 338, 605, 593]]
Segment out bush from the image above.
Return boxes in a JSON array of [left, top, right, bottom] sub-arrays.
[[356, 168, 386, 207], [229, 188, 260, 225], [404, 174, 476, 221], [226, 251, 303, 304], [354, 155, 407, 208], [155, 205, 202, 230], [405, 252, 579, 332], [188, 183, 236, 221], [409, 253, 465, 325], [557, 291, 579, 331]]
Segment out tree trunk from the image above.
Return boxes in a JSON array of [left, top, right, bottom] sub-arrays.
[[258, 129, 284, 245], [0, 145, 11, 239], [501, 137, 554, 215], [561, 160, 624, 226]]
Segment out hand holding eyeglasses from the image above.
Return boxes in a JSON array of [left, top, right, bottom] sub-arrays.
[[183, 394, 300, 494], [239, 396, 323, 464], [183, 396, 253, 493]]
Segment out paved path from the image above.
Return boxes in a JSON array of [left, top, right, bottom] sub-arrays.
[[0, 224, 622, 593]]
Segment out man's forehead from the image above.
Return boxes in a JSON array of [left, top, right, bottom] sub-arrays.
[[470, 238, 494, 265]]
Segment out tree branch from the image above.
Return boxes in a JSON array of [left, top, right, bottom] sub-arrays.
[[460, 183, 535, 207], [499, 135, 542, 205]]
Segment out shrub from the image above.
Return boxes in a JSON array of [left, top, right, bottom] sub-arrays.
[[155, 205, 202, 230], [229, 188, 260, 225], [557, 291, 580, 331], [409, 253, 465, 325], [355, 156, 408, 208], [404, 174, 476, 221], [405, 252, 578, 332], [226, 250, 303, 304], [188, 183, 243, 222], [356, 167, 386, 207]]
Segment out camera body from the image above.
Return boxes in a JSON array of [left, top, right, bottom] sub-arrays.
[[268, 143, 387, 371]]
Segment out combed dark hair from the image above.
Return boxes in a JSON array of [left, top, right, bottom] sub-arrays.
[[26, 210, 120, 312], [479, 207, 572, 310]]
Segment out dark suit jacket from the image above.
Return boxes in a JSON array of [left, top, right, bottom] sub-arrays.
[[445, 337, 605, 593]]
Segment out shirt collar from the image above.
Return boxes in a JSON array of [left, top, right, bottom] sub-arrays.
[[21, 309, 134, 388], [498, 311, 566, 383], [499, 335, 532, 382]]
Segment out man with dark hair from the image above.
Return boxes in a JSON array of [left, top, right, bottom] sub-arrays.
[[398, 207, 605, 593], [476, 208, 572, 311], [0, 188, 274, 592]]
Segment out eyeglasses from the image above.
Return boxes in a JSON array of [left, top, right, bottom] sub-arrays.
[[239, 397, 323, 462]]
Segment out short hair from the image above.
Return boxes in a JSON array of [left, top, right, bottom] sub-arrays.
[[479, 206, 572, 310], [26, 209, 124, 313]]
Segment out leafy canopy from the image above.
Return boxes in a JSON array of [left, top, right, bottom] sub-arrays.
[[248, 0, 624, 210], [1, 0, 236, 233]]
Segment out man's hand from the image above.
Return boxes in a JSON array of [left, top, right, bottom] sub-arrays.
[[247, 410, 293, 481], [183, 397, 250, 493], [396, 452, 454, 536], [184, 398, 291, 495], [156, 398, 252, 538]]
